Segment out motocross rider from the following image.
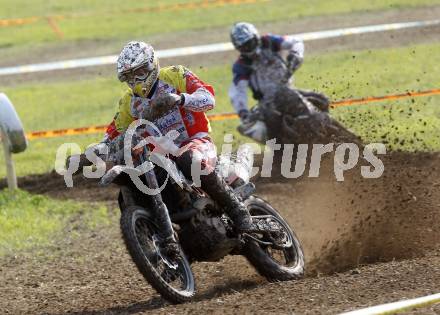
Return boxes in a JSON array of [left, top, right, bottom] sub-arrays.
[[228, 22, 305, 142], [104, 41, 253, 255]]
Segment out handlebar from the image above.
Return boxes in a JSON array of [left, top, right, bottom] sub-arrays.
[[65, 154, 93, 175]]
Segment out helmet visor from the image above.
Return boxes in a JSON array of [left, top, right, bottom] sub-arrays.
[[237, 38, 258, 54]]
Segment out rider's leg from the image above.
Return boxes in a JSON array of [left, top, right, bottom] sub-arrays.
[[175, 138, 253, 232]]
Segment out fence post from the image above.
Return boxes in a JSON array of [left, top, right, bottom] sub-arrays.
[[0, 93, 27, 190], [1, 128, 17, 189]]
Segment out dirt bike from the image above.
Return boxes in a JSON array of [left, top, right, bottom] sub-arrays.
[[240, 61, 361, 146], [73, 134, 304, 304]]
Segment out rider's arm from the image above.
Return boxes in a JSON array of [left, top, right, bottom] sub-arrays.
[[265, 34, 304, 70], [280, 35, 304, 71], [104, 91, 135, 141], [229, 80, 249, 118], [103, 120, 118, 142], [265, 34, 304, 59], [280, 36, 304, 59], [180, 69, 215, 112], [160, 65, 215, 112], [228, 59, 252, 118], [181, 79, 215, 112]]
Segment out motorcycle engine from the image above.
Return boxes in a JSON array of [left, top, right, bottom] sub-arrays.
[[178, 210, 240, 262]]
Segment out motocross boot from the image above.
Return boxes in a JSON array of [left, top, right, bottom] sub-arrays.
[[201, 171, 253, 232], [237, 120, 267, 143], [236, 110, 253, 137], [237, 107, 267, 143]]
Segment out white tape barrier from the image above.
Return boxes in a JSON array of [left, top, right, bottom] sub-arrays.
[[1, 19, 439, 76], [340, 293, 440, 315]]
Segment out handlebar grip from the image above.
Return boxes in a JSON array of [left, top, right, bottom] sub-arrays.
[[66, 154, 93, 175]]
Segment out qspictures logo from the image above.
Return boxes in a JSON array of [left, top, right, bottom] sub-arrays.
[[54, 119, 386, 194]]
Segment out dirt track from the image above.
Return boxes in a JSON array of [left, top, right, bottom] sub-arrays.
[[1, 151, 439, 314]]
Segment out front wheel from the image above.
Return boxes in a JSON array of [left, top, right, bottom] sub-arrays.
[[120, 206, 195, 303], [242, 196, 305, 281]]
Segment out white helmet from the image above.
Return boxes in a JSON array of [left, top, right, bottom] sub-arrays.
[[117, 41, 159, 97], [230, 22, 260, 56]]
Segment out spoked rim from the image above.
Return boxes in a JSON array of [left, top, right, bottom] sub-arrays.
[[132, 211, 194, 297]]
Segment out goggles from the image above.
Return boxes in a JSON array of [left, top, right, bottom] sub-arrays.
[[118, 64, 152, 86]]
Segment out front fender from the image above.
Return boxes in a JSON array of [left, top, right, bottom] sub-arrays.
[[99, 165, 141, 186]]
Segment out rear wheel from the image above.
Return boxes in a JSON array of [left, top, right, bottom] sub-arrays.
[[242, 196, 305, 281], [120, 206, 195, 303]]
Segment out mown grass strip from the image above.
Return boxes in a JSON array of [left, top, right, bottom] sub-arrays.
[[0, 0, 438, 47]]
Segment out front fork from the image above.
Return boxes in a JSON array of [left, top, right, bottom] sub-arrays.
[[139, 151, 175, 243]]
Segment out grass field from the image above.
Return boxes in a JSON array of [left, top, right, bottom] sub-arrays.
[[1, 42, 439, 178], [0, 189, 109, 256], [0, 0, 438, 49]]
